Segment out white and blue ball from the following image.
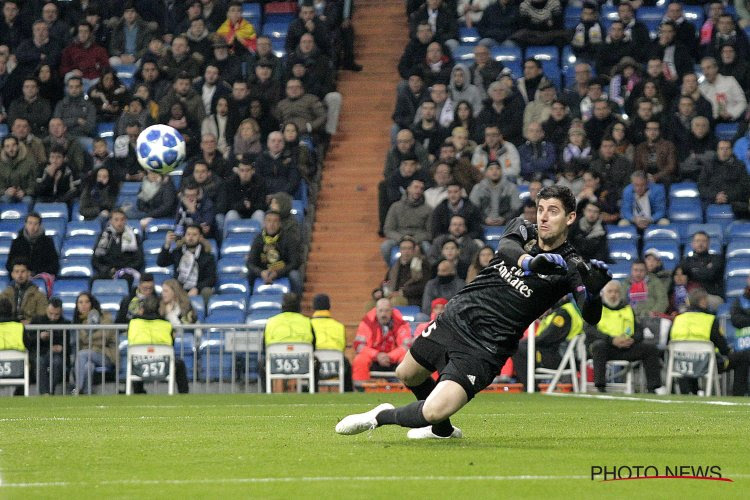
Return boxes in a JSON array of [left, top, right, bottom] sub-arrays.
[[135, 124, 186, 174]]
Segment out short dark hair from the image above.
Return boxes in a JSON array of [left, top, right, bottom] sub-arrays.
[[141, 295, 160, 316], [537, 185, 576, 214], [25, 211, 41, 223], [48, 297, 63, 309], [693, 230, 709, 240], [524, 58, 542, 69], [140, 273, 154, 283], [185, 223, 202, 234], [10, 257, 29, 270], [522, 198, 536, 209], [631, 259, 646, 267], [281, 292, 301, 313]]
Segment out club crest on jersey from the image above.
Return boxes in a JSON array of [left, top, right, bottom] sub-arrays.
[[519, 225, 527, 240], [491, 261, 533, 298]]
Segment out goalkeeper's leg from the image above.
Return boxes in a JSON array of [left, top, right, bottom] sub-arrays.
[[374, 380, 468, 430]]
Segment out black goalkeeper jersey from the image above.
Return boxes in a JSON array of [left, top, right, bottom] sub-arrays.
[[435, 217, 602, 361]]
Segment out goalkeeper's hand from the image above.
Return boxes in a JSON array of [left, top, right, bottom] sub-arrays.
[[577, 259, 612, 296], [521, 253, 568, 276]]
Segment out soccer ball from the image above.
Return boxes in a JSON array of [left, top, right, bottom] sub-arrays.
[[135, 124, 186, 175]]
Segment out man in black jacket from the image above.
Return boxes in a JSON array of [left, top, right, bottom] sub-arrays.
[[680, 231, 725, 309], [569, 200, 610, 263], [408, 0, 458, 49], [224, 157, 268, 231], [157, 224, 217, 302], [29, 297, 69, 395], [92, 209, 144, 281], [430, 182, 482, 240], [6, 212, 59, 276], [285, 1, 330, 56], [476, 0, 519, 46], [398, 22, 435, 80]]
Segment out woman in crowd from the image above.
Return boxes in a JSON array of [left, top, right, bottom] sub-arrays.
[[88, 69, 130, 122], [233, 117, 263, 161], [282, 121, 316, 184], [123, 170, 177, 227], [159, 279, 197, 327], [79, 167, 119, 222], [465, 244, 494, 284], [201, 95, 232, 159], [73, 292, 115, 395]]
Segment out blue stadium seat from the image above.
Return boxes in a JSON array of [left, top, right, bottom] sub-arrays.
[[643, 240, 681, 262], [173, 333, 196, 376], [44, 219, 66, 238], [59, 258, 93, 278], [601, 5, 618, 22], [31, 277, 47, 296], [34, 202, 68, 220], [451, 44, 476, 62], [727, 222, 750, 243], [669, 182, 700, 200], [724, 258, 750, 279], [0, 123, 8, 139], [143, 256, 172, 277], [252, 277, 290, 295], [217, 277, 250, 295], [152, 273, 169, 294], [0, 203, 29, 220], [0, 236, 13, 255], [246, 309, 278, 327], [608, 239, 638, 262], [290, 199, 305, 224], [726, 275, 747, 298], [91, 279, 129, 297], [249, 293, 283, 311], [221, 236, 252, 258], [668, 199, 703, 236], [0, 276, 8, 289], [517, 184, 530, 200], [606, 225, 639, 241], [686, 223, 723, 246], [636, 6, 667, 23], [97, 293, 124, 317], [483, 226, 505, 243], [61, 235, 97, 258], [65, 220, 100, 238], [715, 122, 739, 142], [189, 296, 205, 322], [490, 45, 522, 64], [270, 38, 286, 58], [643, 224, 680, 244], [144, 218, 175, 239], [52, 278, 90, 299], [143, 239, 166, 256], [389, 245, 400, 266], [242, 2, 262, 24], [0, 219, 21, 238], [609, 261, 631, 280], [265, 12, 295, 24], [208, 294, 247, 315], [217, 256, 248, 277], [116, 192, 137, 210], [224, 218, 262, 236], [113, 63, 136, 79], [564, 6, 581, 29], [526, 45, 558, 62], [119, 182, 141, 196], [459, 27, 480, 45], [682, 5, 705, 30], [705, 204, 735, 227], [96, 122, 115, 138], [262, 21, 290, 39], [206, 310, 245, 324], [394, 305, 426, 322], [726, 241, 750, 259]]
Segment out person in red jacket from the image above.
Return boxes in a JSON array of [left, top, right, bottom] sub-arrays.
[[59, 21, 109, 87], [353, 298, 412, 386]]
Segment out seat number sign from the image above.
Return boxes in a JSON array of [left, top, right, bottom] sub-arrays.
[[132, 355, 170, 381], [270, 354, 309, 375], [0, 360, 23, 378]]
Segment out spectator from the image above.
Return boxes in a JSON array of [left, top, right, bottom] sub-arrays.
[[718, 44, 750, 92], [424, 161, 453, 208], [608, 57, 641, 111], [475, 0, 519, 47], [382, 178, 433, 262], [411, 99, 448, 158], [708, 14, 750, 60], [617, 2, 651, 61], [584, 99, 617, 150], [79, 166, 118, 222], [116, 273, 156, 323], [469, 161, 520, 226], [158, 72, 206, 127], [13, 117, 46, 169], [409, 0, 458, 49], [224, 156, 267, 227], [247, 210, 302, 295], [698, 140, 750, 219], [40, 1, 70, 45], [667, 96, 700, 157], [34, 144, 80, 204], [606, 122, 634, 162], [384, 128, 430, 178], [0, 135, 36, 203], [560, 63, 590, 119], [543, 100, 572, 153], [449, 65, 483, 118], [267, 192, 302, 248], [201, 97, 232, 160], [663, 2, 697, 54], [29, 297, 69, 395], [108, 2, 154, 66], [672, 288, 750, 396], [651, 21, 692, 82], [422, 259, 464, 315], [570, 1, 603, 63], [520, 196, 538, 223], [310, 293, 353, 391], [174, 180, 216, 238], [92, 209, 144, 281], [428, 216, 478, 277], [578, 76, 607, 122], [53, 76, 96, 137], [383, 235, 430, 307], [15, 20, 61, 77], [352, 298, 411, 387], [254, 131, 301, 197], [397, 22, 435, 80], [135, 61, 171, 105], [511, 0, 568, 48], [59, 21, 109, 86], [7, 77, 52, 137], [466, 244, 494, 283], [87, 69, 129, 123], [115, 97, 153, 138], [392, 69, 426, 132], [286, 0, 331, 55], [633, 120, 677, 186], [457, 0, 492, 27], [5, 212, 59, 276], [627, 98, 656, 147], [0, 258, 47, 323], [274, 78, 328, 140], [517, 58, 552, 104], [700, 2, 725, 49], [699, 56, 747, 122], [159, 278, 199, 326], [0, 0, 28, 51], [253, 36, 283, 79], [122, 171, 177, 226], [561, 124, 591, 171], [36, 62, 64, 108], [643, 248, 673, 291], [418, 41, 454, 88], [680, 231, 724, 308], [675, 72, 713, 120], [185, 16, 212, 64], [518, 121, 556, 182], [431, 181, 483, 240], [621, 259, 668, 324], [590, 136, 633, 199], [523, 80, 555, 129], [585, 280, 664, 393], [282, 122, 316, 184], [596, 23, 633, 77], [569, 200, 609, 263], [620, 170, 668, 230], [470, 124, 520, 181], [72, 292, 115, 395]]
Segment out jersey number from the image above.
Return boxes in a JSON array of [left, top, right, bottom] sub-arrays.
[[422, 322, 437, 338]]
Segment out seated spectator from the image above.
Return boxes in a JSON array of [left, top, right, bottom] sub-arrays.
[[285, 0, 330, 55], [561, 63, 590, 119], [185, 133, 232, 180], [671, 288, 750, 396], [675, 72, 713, 120], [608, 57, 641, 110], [699, 140, 750, 219], [431, 181, 483, 240], [699, 56, 747, 122], [59, 21, 109, 87], [159, 35, 201, 81], [668, 97, 702, 162], [523, 80, 555, 130], [11, 117, 46, 169], [135, 61, 171, 106], [268, 192, 302, 247], [411, 99, 449, 158], [112, 122, 145, 182], [718, 44, 750, 92], [621, 259, 668, 324], [0, 135, 37, 203], [590, 137, 633, 199], [651, 21, 692, 82], [352, 298, 411, 388], [476, 81, 524, 146], [511, 0, 569, 48], [92, 209, 144, 281], [282, 122, 316, 184], [79, 166, 118, 222], [34, 144, 79, 204], [429, 214, 479, 274], [247, 210, 302, 295], [680, 231, 724, 309], [422, 259, 464, 314], [201, 97, 232, 160], [115, 96, 153, 138], [424, 161, 453, 208], [475, 0, 518, 48], [606, 122, 634, 162], [449, 65, 483, 119], [451, 100, 482, 148], [520, 197, 538, 223], [29, 297, 69, 395], [108, 3, 153, 66], [518, 121, 556, 182], [44, 118, 89, 178], [158, 256, 201, 319], [15, 21, 61, 86], [382, 178, 433, 262], [1, 258, 48, 322], [165, 101, 201, 158], [397, 22, 435, 81], [584, 99, 618, 150], [597, 23, 633, 78], [584, 280, 663, 393], [643, 248, 672, 290], [448, 126, 478, 163], [626, 98, 656, 147], [72, 292, 115, 395], [471, 124, 520, 182], [392, 69, 426, 133], [700, 2, 725, 48], [620, 170, 668, 230], [418, 41, 454, 89], [158, 72, 206, 127], [409, 0, 458, 50], [466, 244, 494, 283], [577, 170, 619, 224], [561, 123, 591, 171], [469, 161, 520, 227], [579, 77, 608, 122], [384, 129, 430, 178], [383, 236, 430, 307], [517, 59, 552, 105], [666, 265, 692, 316], [708, 13, 750, 60], [156, 224, 216, 302], [224, 156, 267, 228], [570, 1, 603, 63], [36, 63, 64, 110], [7, 77, 52, 139], [6, 213, 58, 277], [41, 1, 70, 45], [569, 200, 609, 263], [116, 273, 156, 324], [174, 181, 216, 238], [157, 278, 197, 328], [255, 131, 301, 197], [663, 2, 698, 54], [122, 171, 178, 228], [556, 163, 585, 198], [633, 120, 677, 186], [640, 79, 667, 116], [184, 16, 212, 64], [543, 100, 572, 153]]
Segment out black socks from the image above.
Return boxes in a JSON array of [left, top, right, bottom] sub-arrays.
[[376, 401, 430, 428]]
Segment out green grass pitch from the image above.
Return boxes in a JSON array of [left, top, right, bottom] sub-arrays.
[[1, 392, 749, 498]]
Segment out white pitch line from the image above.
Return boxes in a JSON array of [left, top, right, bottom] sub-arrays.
[[0, 403, 359, 411], [547, 392, 750, 407], [0, 415, 296, 422]]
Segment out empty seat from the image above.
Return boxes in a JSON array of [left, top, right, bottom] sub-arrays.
[[727, 222, 750, 243], [144, 218, 175, 238], [91, 279, 129, 297], [724, 258, 750, 279], [59, 258, 94, 278], [249, 293, 283, 311], [224, 218, 262, 236], [205, 310, 246, 324], [242, 2, 262, 23], [96, 293, 124, 317], [668, 199, 702, 235], [715, 122, 739, 142], [262, 21, 290, 39], [608, 261, 631, 280], [252, 277, 290, 295], [726, 241, 750, 259], [217, 277, 250, 295], [44, 219, 67, 238], [564, 6, 582, 29], [208, 294, 247, 315], [96, 122, 115, 138], [33, 202, 68, 219], [119, 182, 141, 196], [458, 27, 480, 45], [0, 220, 21, 238], [246, 309, 278, 327], [143, 239, 166, 256], [221, 237, 252, 257], [606, 225, 639, 241], [0, 203, 29, 220], [189, 295, 205, 322], [705, 204, 735, 227], [608, 240, 638, 262], [217, 256, 248, 276], [669, 182, 700, 199], [643, 224, 680, 243], [490, 45, 522, 63], [451, 44, 475, 62], [52, 278, 90, 299], [726, 275, 747, 298], [143, 255, 172, 277], [65, 220, 101, 238], [0, 236, 13, 255], [681, 5, 705, 30], [61, 235, 97, 258]]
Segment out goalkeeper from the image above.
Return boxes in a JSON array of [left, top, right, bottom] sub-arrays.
[[336, 186, 612, 439]]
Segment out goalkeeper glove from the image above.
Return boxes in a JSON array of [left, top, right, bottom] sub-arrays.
[[521, 253, 568, 276], [576, 259, 612, 296]]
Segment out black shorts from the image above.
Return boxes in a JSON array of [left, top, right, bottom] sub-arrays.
[[409, 321, 509, 400]]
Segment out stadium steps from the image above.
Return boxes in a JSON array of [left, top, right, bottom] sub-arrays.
[[302, 0, 405, 340]]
